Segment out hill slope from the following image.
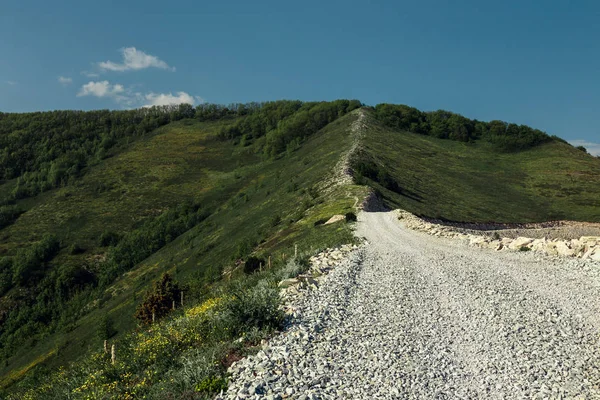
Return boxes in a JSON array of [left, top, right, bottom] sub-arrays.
[[0, 105, 367, 390], [353, 109, 600, 222], [2, 102, 600, 397]]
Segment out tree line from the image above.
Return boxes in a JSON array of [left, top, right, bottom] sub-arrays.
[[371, 103, 556, 151], [217, 99, 363, 156]]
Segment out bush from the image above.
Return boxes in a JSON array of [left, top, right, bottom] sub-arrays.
[[195, 376, 228, 394], [519, 246, 531, 252], [134, 273, 181, 324], [345, 212, 357, 222], [68, 243, 85, 255], [99, 230, 121, 247], [224, 280, 282, 334], [243, 256, 264, 274], [0, 205, 22, 230], [96, 315, 116, 340], [12, 234, 60, 286], [269, 215, 281, 227]]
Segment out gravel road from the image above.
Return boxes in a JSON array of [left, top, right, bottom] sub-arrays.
[[221, 211, 600, 399]]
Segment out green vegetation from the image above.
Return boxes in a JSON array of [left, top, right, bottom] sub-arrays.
[[0, 105, 196, 202], [0, 103, 366, 397], [218, 99, 362, 156], [354, 110, 600, 222], [1, 100, 599, 398], [14, 273, 285, 399], [372, 103, 552, 151], [134, 273, 182, 324]]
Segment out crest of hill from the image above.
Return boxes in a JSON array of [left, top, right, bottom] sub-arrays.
[[354, 106, 600, 223]]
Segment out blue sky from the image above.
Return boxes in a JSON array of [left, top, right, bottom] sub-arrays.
[[1, 0, 599, 154]]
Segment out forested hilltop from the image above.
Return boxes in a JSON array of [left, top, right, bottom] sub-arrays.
[[1, 100, 599, 398]]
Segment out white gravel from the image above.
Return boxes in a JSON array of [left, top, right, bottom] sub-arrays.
[[219, 211, 600, 399]]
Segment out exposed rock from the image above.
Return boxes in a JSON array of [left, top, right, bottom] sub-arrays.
[[324, 214, 345, 225], [555, 241, 575, 257], [582, 246, 596, 260], [395, 208, 600, 262], [469, 236, 487, 246], [580, 236, 600, 244], [508, 237, 534, 250], [278, 278, 300, 288]]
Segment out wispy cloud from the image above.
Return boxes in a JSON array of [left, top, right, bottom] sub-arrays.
[[58, 76, 73, 85], [77, 81, 125, 98], [143, 91, 196, 107], [569, 140, 600, 156], [98, 47, 174, 72], [81, 71, 99, 78], [5, 80, 17, 85]]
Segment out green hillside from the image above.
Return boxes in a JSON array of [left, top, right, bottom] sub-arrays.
[[0, 102, 366, 395], [354, 108, 600, 222], [1, 101, 599, 398]]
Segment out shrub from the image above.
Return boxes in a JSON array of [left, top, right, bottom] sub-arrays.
[[134, 273, 181, 324], [12, 234, 60, 286], [269, 215, 281, 227], [0, 205, 22, 230], [224, 280, 282, 334], [69, 243, 85, 255], [519, 246, 531, 252], [313, 218, 327, 226], [99, 230, 121, 247], [243, 256, 264, 274], [196, 376, 228, 394], [345, 212, 357, 222], [96, 315, 116, 340]]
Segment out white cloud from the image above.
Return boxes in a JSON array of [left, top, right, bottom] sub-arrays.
[[569, 140, 600, 156], [5, 80, 17, 85], [98, 47, 174, 72], [75, 81, 198, 109], [77, 81, 125, 98], [143, 91, 196, 107], [58, 76, 72, 85]]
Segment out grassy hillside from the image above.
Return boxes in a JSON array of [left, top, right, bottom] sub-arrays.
[[354, 109, 600, 222], [0, 108, 367, 395], [2, 101, 599, 398]]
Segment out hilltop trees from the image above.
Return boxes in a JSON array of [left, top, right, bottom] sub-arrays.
[[372, 104, 553, 151], [217, 99, 362, 157]]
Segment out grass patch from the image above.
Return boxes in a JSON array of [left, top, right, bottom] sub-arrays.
[[354, 110, 600, 223]]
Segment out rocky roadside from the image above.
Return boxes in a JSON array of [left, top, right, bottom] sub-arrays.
[[216, 244, 361, 400], [396, 209, 600, 261]]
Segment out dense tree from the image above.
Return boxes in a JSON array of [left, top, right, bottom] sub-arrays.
[[0, 104, 197, 203], [217, 100, 362, 156], [372, 104, 555, 151]]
